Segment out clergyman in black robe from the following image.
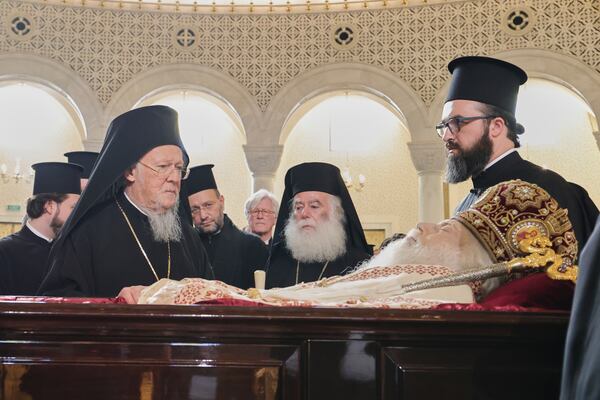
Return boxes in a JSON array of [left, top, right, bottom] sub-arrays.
[[561, 215, 600, 399], [265, 162, 372, 289], [439, 56, 598, 253], [39, 106, 214, 298], [0, 162, 82, 295], [185, 164, 268, 289]]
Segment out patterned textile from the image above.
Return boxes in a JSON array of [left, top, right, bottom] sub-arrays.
[[139, 264, 474, 308], [455, 180, 578, 278]]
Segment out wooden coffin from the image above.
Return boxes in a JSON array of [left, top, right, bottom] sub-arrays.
[[0, 302, 568, 399]]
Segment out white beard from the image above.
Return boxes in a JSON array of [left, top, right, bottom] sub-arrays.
[[145, 198, 183, 243], [362, 228, 502, 299], [284, 206, 347, 263]]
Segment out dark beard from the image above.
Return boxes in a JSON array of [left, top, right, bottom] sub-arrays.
[[49, 215, 63, 236], [445, 127, 493, 183]]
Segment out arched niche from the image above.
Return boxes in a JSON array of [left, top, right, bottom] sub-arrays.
[[264, 63, 429, 146], [274, 89, 419, 239], [0, 53, 103, 149], [0, 81, 86, 222], [105, 64, 262, 144]]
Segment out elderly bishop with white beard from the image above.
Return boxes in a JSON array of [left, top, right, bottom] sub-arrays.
[[265, 162, 372, 289], [39, 106, 214, 302]]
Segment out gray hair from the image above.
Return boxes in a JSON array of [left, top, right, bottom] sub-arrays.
[[244, 189, 279, 218]]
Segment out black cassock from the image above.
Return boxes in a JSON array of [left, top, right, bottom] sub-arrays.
[[455, 151, 599, 253], [0, 225, 52, 295], [39, 192, 213, 297], [560, 216, 600, 400], [265, 246, 370, 289], [199, 214, 268, 289]]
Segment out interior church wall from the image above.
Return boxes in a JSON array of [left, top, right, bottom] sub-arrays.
[[0, 0, 598, 234]]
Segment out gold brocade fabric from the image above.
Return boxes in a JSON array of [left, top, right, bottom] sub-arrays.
[[455, 180, 578, 277]]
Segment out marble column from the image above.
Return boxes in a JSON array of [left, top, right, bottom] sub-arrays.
[[407, 141, 447, 223], [243, 145, 284, 193]]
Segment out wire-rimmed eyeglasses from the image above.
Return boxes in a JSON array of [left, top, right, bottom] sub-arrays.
[[435, 115, 498, 138], [138, 161, 190, 180], [249, 208, 276, 216]]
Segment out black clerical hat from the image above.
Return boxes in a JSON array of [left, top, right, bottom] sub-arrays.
[[55, 105, 189, 240], [185, 164, 218, 195], [287, 162, 342, 197], [64, 151, 99, 179], [31, 162, 83, 195], [269, 162, 372, 263], [446, 56, 528, 115]]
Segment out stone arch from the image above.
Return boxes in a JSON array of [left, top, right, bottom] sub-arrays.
[[106, 64, 263, 144], [264, 63, 430, 145], [0, 53, 104, 149]]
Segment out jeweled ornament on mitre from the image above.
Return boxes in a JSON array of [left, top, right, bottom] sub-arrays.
[[455, 180, 578, 281]]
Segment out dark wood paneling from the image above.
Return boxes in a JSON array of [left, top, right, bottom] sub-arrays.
[[308, 340, 377, 400], [382, 345, 562, 400], [0, 303, 569, 400], [1, 341, 301, 400]]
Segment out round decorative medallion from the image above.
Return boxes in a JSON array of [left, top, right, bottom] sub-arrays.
[[330, 24, 358, 50], [6, 13, 35, 40], [173, 27, 198, 50], [502, 7, 535, 36]]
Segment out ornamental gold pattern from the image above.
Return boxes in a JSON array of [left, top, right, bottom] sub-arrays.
[[455, 180, 578, 281]]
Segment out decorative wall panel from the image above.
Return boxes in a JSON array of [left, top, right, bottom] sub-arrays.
[[1, 0, 598, 110]]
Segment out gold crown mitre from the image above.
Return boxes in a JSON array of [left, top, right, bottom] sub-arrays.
[[455, 180, 578, 281]]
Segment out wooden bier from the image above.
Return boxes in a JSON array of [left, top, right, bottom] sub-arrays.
[[0, 302, 568, 399]]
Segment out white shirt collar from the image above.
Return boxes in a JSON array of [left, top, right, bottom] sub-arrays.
[[484, 148, 517, 171], [26, 221, 53, 243], [123, 191, 149, 216]]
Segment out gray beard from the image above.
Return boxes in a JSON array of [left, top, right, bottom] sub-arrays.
[[145, 199, 183, 243], [284, 211, 348, 263]]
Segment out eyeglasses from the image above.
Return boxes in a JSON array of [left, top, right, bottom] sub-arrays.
[[191, 202, 216, 215], [249, 209, 276, 216], [435, 115, 498, 138], [138, 161, 190, 180]]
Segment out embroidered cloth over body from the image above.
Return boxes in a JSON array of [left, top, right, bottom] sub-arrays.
[[139, 264, 475, 308]]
